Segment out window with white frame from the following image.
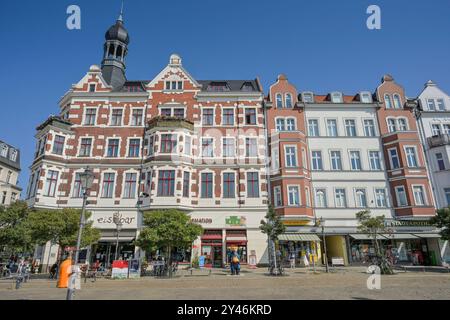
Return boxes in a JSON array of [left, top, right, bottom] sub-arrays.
[[360, 92, 372, 103], [331, 92, 343, 103], [131, 109, 143, 126], [183, 172, 190, 198], [405, 147, 418, 168], [160, 134, 177, 154], [247, 172, 260, 198], [245, 108, 257, 125], [384, 94, 392, 109], [161, 108, 171, 117], [201, 172, 213, 198], [276, 118, 285, 131], [397, 118, 408, 131], [330, 151, 342, 170], [202, 138, 214, 157], [302, 92, 314, 103], [427, 99, 436, 111], [44, 170, 59, 197], [308, 119, 319, 136], [369, 151, 381, 170], [246, 138, 258, 157], [274, 187, 282, 207], [123, 173, 137, 198], [128, 139, 140, 158], [288, 186, 300, 206], [395, 186, 408, 207], [437, 99, 446, 111], [315, 189, 327, 207], [165, 81, 183, 91], [157, 170, 175, 197], [223, 138, 235, 158], [272, 147, 280, 171], [355, 189, 367, 207], [202, 108, 214, 125], [184, 135, 191, 156], [84, 108, 97, 125], [0, 144, 8, 157], [445, 188, 450, 206], [285, 146, 297, 167], [286, 118, 296, 131], [345, 119, 357, 137], [223, 172, 235, 198], [101, 172, 115, 198], [335, 188, 347, 207], [350, 151, 362, 170], [443, 124, 450, 135], [364, 119, 376, 136], [389, 148, 400, 169], [111, 109, 123, 126], [276, 94, 283, 108], [311, 151, 323, 170], [436, 153, 446, 171], [327, 119, 338, 137], [222, 109, 234, 125], [413, 186, 426, 206], [431, 124, 441, 136], [375, 189, 387, 207], [148, 135, 154, 156], [388, 118, 396, 133], [285, 93, 293, 108], [107, 139, 120, 157], [73, 172, 83, 198], [393, 94, 402, 109], [52, 135, 65, 155]]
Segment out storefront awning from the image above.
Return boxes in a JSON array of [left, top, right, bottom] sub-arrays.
[[226, 236, 247, 242], [349, 234, 380, 240], [413, 233, 441, 239], [99, 237, 135, 242], [381, 234, 419, 240], [278, 234, 321, 242]]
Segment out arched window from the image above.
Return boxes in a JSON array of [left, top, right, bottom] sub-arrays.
[[276, 118, 285, 131], [286, 118, 296, 131], [285, 93, 293, 108], [276, 94, 283, 108], [384, 94, 392, 109], [387, 118, 396, 133], [397, 118, 408, 131], [393, 94, 402, 109]]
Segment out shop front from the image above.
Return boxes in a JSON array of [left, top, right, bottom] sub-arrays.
[[90, 229, 136, 267], [278, 234, 322, 267]]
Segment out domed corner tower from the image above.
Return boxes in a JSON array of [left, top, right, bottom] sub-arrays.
[[101, 6, 130, 91]]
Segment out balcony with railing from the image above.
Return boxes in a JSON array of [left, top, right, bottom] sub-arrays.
[[147, 116, 194, 131], [428, 134, 450, 148]]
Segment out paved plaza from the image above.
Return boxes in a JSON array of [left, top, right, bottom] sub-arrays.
[[1, 267, 449, 300]]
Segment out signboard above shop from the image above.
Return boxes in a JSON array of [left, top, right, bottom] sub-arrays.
[[226, 216, 247, 227], [93, 212, 138, 229], [282, 220, 311, 226]]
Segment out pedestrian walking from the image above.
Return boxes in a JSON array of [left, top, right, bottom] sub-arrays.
[[289, 252, 296, 269], [229, 248, 240, 276]]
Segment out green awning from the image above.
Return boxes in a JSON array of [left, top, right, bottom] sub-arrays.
[[350, 234, 379, 240], [278, 234, 321, 242], [381, 233, 419, 240]]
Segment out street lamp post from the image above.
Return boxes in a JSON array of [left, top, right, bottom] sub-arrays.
[[68, 167, 94, 300], [113, 212, 123, 261], [319, 217, 329, 273]]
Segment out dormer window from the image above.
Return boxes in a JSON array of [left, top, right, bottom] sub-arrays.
[[241, 82, 254, 92], [331, 92, 343, 103], [207, 82, 230, 92], [285, 93, 293, 108], [165, 81, 183, 91], [302, 92, 314, 103], [360, 92, 372, 103], [89, 84, 96, 92], [0, 144, 8, 157], [276, 94, 283, 108], [384, 94, 392, 109]]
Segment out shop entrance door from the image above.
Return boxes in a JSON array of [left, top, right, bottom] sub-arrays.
[[213, 246, 223, 268]]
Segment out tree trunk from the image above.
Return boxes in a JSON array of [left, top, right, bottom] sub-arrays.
[[167, 245, 172, 278]]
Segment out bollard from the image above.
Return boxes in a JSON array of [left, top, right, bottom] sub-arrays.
[[66, 288, 75, 300], [15, 276, 22, 290]]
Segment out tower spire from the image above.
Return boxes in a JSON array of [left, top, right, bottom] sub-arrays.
[[118, 0, 124, 22]]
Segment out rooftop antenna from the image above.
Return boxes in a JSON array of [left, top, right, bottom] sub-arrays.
[[118, 0, 124, 22]]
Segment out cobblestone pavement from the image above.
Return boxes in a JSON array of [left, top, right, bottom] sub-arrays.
[[1, 267, 449, 300]]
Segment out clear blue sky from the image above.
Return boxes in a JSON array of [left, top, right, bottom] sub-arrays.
[[1, 0, 449, 193]]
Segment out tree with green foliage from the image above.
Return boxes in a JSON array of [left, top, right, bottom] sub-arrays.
[[135, 209, 203, 277], [260, 205, 286, 274], [0, 201, 33, 255], [430, 206, 450, 241], [356, 210, 393, 275], [27, 208, 101, 262]]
